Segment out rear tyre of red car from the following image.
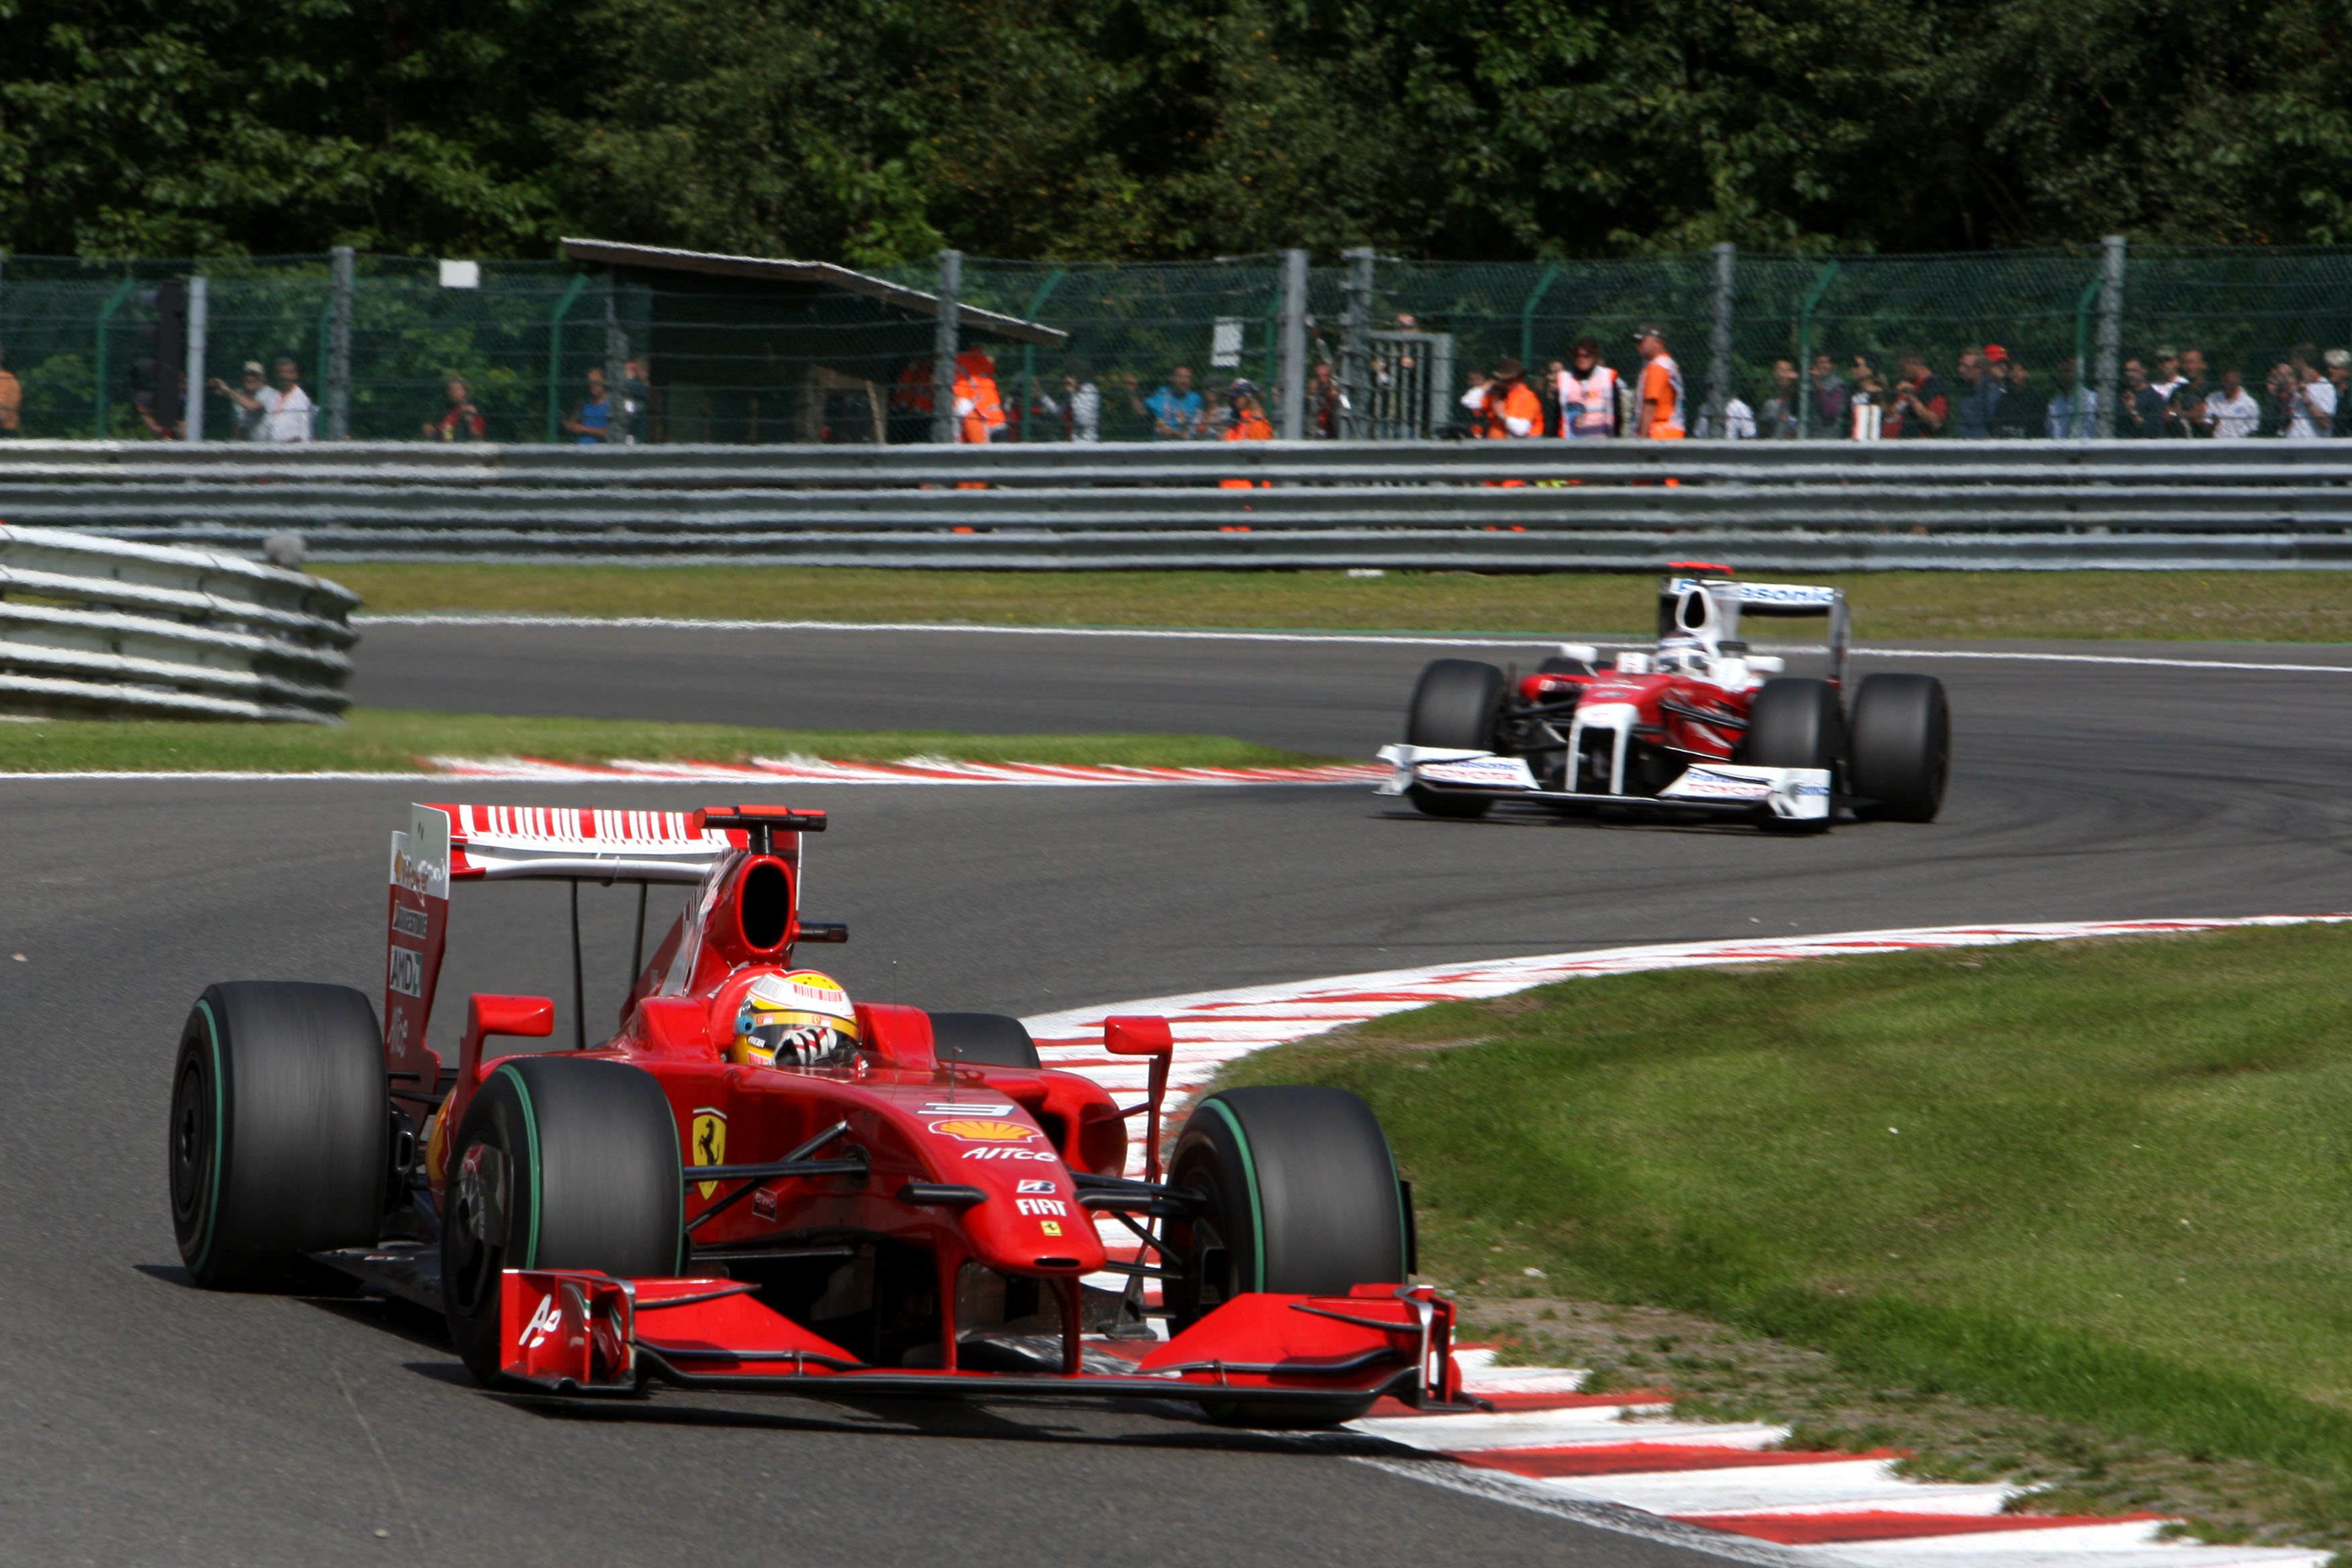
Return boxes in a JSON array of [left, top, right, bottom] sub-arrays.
[[926, 1012, 1042, 1069], [169, 981, 390, 1291], [1848, 673, 1951, 822], [1403, 658, 1504, 819], [1165, 1085, 1412, 1426], [442, 1056, 684, 1386], [1740, 677, 1845, 834]]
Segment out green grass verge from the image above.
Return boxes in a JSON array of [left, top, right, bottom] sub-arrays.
[[1221, 924, 2352, 1509], [330, 563, 2352, 644], [0, 707, 1332, 773]]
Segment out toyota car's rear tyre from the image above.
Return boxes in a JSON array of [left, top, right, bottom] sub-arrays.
[[1848, 673, 1951, 823], [927, 1012, 1042, 1069], [1403, 658, 1505, 819], [1741, 677, 1845, 834], [442, 1056, 684, 1385], [170, 982, 389, 1291], [1166, 1086, 1413, 1426]]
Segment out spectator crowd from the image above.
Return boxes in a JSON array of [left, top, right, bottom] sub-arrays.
[[1461, 333, 2348, 442], [922, 329, 2352, 448], [32, 327, 2337, 446]]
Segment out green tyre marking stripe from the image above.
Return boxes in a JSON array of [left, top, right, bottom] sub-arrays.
[[1378, 1124, 1409, 1279], [497, 1063, 543, 1269], [190, 999, 226, 1272], [1202, 1097, 1265, 1291]]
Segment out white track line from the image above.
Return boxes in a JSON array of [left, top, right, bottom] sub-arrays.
[[1032, 920, 2345, 1565], [353, 614, 2352, 675]]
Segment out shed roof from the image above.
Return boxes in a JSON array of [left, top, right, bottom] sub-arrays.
[[559, 240, 1068, 350]]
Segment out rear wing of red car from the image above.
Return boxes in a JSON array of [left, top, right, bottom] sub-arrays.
[[383, 803, 828, 1104], [1659, 573, 1851, 689]]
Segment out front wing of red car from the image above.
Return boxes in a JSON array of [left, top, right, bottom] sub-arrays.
[[501, 1270, 1464, 1416]]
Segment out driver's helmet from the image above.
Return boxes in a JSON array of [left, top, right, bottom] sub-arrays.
[[730, 970, 861, 1069], [1655, 633, 1708, 672]]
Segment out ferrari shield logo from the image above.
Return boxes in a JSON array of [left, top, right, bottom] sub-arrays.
[[691, 1110, 727, 1199]]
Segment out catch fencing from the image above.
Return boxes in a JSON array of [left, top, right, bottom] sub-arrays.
[[1, 441, 2345, 571], [7, 244, 2352, 447], [0, 523, 358, 721]]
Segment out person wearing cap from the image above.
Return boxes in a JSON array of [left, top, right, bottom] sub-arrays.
[[207, 360, 275, 442], [2326, 349, 2351, 434], [1221, 379, 1273, 442], [2149, 348, 2185, 406], [1218, 379, 1274, 489], [1461, 359, 1541, 439], [1633, 326, 1685, 439]]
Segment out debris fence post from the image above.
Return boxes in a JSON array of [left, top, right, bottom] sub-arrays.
[[326, 246, 353, 440], [1339, 246, 1374, 440], [2094, 236, 2127, 440], [603, 277, 633, 444], [1706, 242, 1736, 438], [183, 275, 208, 443], [1278, 248, 1309, 442], [932, 250, 963, 446]]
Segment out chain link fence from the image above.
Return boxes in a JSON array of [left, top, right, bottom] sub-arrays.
[[3, 245, 2349, 444]]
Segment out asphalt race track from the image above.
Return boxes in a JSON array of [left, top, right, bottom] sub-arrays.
[[6, 620, 2351, 1565]]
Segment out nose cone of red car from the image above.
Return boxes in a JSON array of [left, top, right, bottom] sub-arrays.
[[903, 1101, 1106, 1274]]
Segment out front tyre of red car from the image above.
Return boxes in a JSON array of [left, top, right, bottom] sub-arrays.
[[1741, 677, 1845, 834], [169, 982, 390, 1291], [1165, 1085, 1413, 1427], [442, 1056, 683, 1386], [1848, 673, 1951, 822]]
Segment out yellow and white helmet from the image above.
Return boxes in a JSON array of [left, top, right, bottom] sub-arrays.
[[730, 969, 861, 1069]]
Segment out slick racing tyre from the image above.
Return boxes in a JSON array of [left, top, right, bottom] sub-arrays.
[[1847, 673, 1951, 823], [170, 982, 390, 1291], [1403, 658, 1505, 820], [1165, 1086, 1412, 1427], [927, 1012, 1042, 1069], [1741, 677, 1845, 834], [443, 1056, 683, 1386]]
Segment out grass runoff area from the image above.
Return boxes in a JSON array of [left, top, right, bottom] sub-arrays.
[[333, 565, 2352, 645], [0, 709, 1325, 774], [1224, 924, 2352, 1552]]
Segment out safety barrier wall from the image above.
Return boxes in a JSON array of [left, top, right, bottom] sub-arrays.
[[0, 440, 2346, 571], [0, 522, 359, 721]]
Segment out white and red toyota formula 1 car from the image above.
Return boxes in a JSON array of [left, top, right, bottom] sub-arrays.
[[1379, 570, 1949, 831], [168, 803, 1456, 1426]]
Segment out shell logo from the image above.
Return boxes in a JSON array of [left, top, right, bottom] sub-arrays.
[[928, 1118, 1038, 1144]]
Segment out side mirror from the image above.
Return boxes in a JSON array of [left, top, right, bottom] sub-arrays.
[[1105, 1016, 1175, 1182], [460, 993, 555, 1087]]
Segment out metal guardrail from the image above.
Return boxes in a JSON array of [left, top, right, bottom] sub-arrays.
[[1, 440, 2347, 570], [0, 524, 360, 722]]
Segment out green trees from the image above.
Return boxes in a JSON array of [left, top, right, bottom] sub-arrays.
[[5, 0, 2349, 262]]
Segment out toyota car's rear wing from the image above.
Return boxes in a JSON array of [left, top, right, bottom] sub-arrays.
[[1658, 571, 1851, 690], [383, 803, 832, 1109]]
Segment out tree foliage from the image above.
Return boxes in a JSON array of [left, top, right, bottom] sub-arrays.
[[4, 0, 2349, 262]]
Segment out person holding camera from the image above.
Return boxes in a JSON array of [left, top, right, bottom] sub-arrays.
[[1885, 352, 1949, 438]]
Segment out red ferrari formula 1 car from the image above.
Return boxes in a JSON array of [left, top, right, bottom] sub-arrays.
[[1378, 570, 1950, 831], [167, 803, 1455, 1425]]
